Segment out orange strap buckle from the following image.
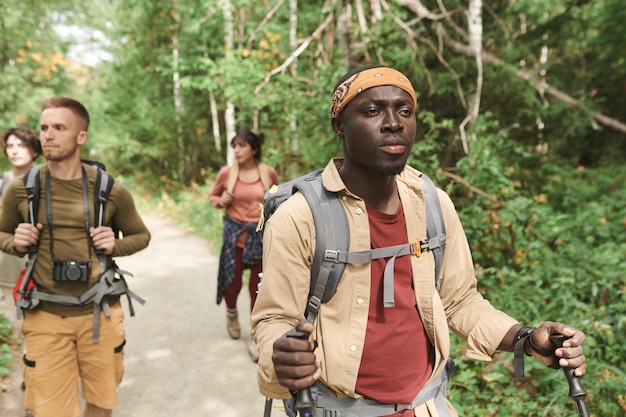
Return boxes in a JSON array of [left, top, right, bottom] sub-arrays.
[[409, 240, 428, 256]]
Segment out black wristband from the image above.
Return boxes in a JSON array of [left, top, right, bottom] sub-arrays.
[[514, 326, 535, 379], [529, 333, 556, 357], [515, 326, 535, 343]]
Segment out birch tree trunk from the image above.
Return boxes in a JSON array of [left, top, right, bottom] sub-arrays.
[[225, 102, 236, 166], [288, 0, 299, 179], [459, 0, 483, 154], [355, 0, 368, 34], [222, 0, 236, 166], [209, 90, 221, 152], [369, 0, 382, 24], [338, 0, 353, 67], [171, 0, 186, 180]]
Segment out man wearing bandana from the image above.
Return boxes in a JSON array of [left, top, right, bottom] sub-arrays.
[[251, 65, 587, 416]]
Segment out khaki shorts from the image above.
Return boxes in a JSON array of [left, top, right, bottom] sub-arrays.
[[21, 303, 126, 417]]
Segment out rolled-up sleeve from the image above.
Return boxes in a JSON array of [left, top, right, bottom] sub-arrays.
[[436, 189, 518, 361], [251, 193, 314, 398]]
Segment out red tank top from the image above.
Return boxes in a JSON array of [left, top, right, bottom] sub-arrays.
[[355, 202, 434, 408]]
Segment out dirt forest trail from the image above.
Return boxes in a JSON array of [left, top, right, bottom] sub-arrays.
[[0, 215, 286, 417]]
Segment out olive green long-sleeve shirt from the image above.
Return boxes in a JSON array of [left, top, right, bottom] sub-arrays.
[[0, 163, 150, 316], [0, 170, 25, 288], [251, 159, 518, 416]]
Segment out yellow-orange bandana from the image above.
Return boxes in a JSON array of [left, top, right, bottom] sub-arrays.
[[330, 67, 417, 118]]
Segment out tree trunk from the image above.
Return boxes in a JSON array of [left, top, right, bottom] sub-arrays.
[[355, 0, 368, 33], [209, 90, 221, 152], [222, 0, 236, 166], [459, 0, 483, 154], [369, 0, 382, 24], [171, 0, 187, 181], [337, 0, 352, 67], [288, 0, 299, 179], [225, 102, 236, 166]]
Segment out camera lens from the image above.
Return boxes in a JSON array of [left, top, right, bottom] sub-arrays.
[[65, 264, 83, 281]]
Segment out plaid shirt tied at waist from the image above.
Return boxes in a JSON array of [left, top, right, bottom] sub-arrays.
[[216, 215, 263, 304]]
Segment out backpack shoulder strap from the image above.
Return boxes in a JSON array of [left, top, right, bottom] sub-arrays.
[[303, 172, 447, 315], [421, 173, 446, 291], [16, 166, 43, 317], [299, 172, 447, 321], [261, 170, 446, 323], [227, 163, 273, 193], [24, 165, 42, 226], [22, 163, 115, 229], [0, 172, 5, 199], [258, 163, 273, 191], [291, 171, 349, 323], [226, 165, 238, 194], [91, 165, 115, 228], [89, 164, 116, 256]]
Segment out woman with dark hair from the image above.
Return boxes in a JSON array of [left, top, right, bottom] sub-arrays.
[[0, 125, 42, 198], [0, 125, 42, 330], [209, 130, 279, 361]]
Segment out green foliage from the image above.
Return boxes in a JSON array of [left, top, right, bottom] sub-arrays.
[[0, 1, 78, 130], [440, 116, 626, 416], [128, 177, 224, 253], [1, 0, 625, 415], [0, 311, 14, 376], [133, 126, 626, 416]]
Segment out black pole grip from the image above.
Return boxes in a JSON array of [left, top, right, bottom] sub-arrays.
[[287, 330, 316, 416], [549, 334, 590, 417]]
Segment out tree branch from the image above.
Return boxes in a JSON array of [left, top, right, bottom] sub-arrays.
[[437, 168, 505, 207], [391, 0, 443, 21], [439, 28, 626, 135], [254, 13, 334, 94], [246, 0, 286, 49]]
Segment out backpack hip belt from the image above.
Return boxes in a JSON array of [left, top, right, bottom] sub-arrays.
[[310, 359, 456, 417], [17, 257, 145, 342]]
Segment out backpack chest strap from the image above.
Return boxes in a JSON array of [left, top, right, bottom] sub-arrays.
[[324, 234, 446, 308]]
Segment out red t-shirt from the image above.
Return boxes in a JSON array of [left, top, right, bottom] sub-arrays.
[[355, 202, 434, 412]]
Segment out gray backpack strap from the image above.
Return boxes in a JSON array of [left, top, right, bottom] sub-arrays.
[[333, 241, 431, 308], [311, 359, 455, 416], [28, 264, 145, 342], [15, 166, 43, 318], [302, 173, 446, 316], [295, 174, 349, 323], [15, 252, 39, 318], [422, 174, 446, 291], [24, 165, 42, 225], [0, 172, 5, 199], [313, 174, 446, 307], [92, 166, 114, 228]]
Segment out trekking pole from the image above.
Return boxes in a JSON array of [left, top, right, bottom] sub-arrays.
[[549, 334, 590, 417], [286, 330, 316, 417], [263, 397, 273, 417]]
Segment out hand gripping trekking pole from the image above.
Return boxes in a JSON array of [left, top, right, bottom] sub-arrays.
[[549, 334, 590, 417], [286, 330, 316, 417]]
